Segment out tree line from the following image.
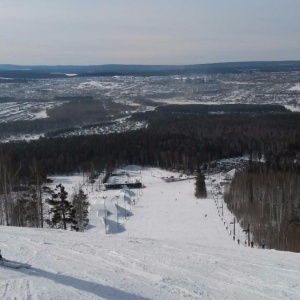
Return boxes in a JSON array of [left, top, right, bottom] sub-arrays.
[[224, 163, 300, 252], [0, 98, 131, 137], [1, 112, 299, 179], [0, 151, 89, 231], [1, 111, 300, 245]]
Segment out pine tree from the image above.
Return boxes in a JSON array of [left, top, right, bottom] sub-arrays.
[[195, 173, 207, 198], [12, 193, 39, 227], [29, 160, 45, 228], [72, 189, 89, 232], [46, 184, 76, 230]]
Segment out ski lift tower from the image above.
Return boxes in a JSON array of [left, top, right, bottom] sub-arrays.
[[243, 223, 250, 246]]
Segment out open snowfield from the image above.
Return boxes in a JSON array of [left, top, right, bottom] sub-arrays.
[[0, 102, 61, 123], [289, 84, 300, 91], [0, 167, 300, 300]]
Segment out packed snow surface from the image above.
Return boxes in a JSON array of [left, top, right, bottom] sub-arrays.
[[0, 167, 300, 300], [289, 84, 300, 91]]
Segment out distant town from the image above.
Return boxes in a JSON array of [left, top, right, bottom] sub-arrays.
[[1, 64, 300, 141]]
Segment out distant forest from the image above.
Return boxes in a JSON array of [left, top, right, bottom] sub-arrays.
[[1, 60, 300, 78], [2, 109, 299, 178], [0, 99, 131, 137], [131, 104, 287, 121], [1, 105, 300, 251], [224, 163, 300, 252]]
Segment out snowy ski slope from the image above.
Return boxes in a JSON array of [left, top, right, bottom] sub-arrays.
[[0, 167, 299, 300]]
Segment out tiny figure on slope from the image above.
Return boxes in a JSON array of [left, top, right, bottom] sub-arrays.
[[251, 241, 254, 248], [237, 239, 240, 244]]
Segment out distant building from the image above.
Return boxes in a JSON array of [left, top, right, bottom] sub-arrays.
[[104, 173, 142, 190]]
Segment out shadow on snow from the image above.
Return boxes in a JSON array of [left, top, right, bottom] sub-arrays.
[[105, 218, 126, 234], [17, 267, 151, 300], [115, 204, 134, 219]]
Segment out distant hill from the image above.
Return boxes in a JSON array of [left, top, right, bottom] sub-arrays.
[[1, 61, 300, 78]]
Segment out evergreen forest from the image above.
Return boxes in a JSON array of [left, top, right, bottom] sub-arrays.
[[0, 104, 300, 251]]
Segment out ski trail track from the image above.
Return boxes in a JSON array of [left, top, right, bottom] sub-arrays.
[[0, 167, 300, 299], [1, 226, 300, 299]]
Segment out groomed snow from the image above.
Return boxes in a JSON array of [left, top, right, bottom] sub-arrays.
[[0, 167, 300, 300], [289, 84, 300, 91], [285, 104, 300, 112]]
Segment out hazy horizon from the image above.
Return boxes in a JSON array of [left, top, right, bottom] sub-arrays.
[[2, 59, 300, 67], [1, 0, 300, 65]]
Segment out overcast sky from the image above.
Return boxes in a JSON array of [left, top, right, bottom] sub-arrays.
[[1, 0, 300, 65]]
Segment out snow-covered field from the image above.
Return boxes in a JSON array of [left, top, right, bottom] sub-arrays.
[[55, 120, 147, 138], [289, 84, 300, 91], [0, 167, 300, 300], [0, 102, 61, 123]]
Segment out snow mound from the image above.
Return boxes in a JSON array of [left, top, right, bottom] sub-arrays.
[[227, 168, 236, 178]]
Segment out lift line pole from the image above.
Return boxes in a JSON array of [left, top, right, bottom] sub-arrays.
[[219, 201, 223, 217], [230, 217, 236, 240], [243, 223, 250, 246]]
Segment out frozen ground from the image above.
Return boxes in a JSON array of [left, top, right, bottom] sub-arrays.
[[289, 84, 300, 91], [0, 102, 61, 123], [0, 167, 300, 300]]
